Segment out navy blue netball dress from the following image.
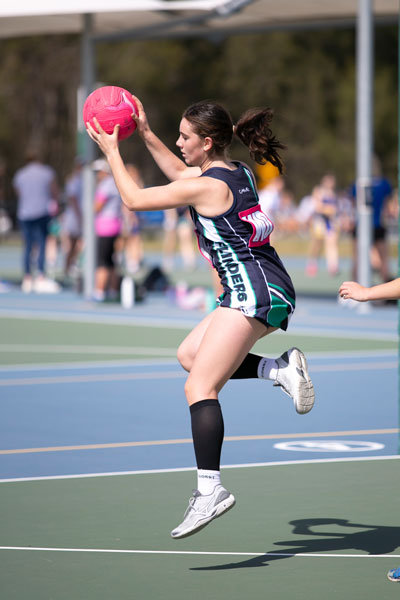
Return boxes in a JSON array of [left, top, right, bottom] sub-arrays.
[[189, 161, 295, 331]]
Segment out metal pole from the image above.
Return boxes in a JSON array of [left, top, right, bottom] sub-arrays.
[[80, 14, 96, 300], [355, 0, 373, 314]]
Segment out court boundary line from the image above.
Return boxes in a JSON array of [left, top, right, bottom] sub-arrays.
[[0, 370, 186, 386], [0, 360, 397, 386], [0, 358, 179, 372], [1, 428, 398, 455], [0, 546, 399, 558], [1, 454, 399, 483], [0, 349, 396, 373], [0, 344, 177, 357], [0, 309, 199, 330], [0, 309, 396, 340]]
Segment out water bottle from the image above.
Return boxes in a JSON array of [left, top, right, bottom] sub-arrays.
[[121, 276, 135, 309]]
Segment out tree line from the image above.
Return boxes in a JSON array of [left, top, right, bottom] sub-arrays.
[[0, 25, 397, 223]]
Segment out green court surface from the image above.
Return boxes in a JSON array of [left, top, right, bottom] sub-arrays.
[[1, 460, 399, 600], [0, 315, 397, 365]]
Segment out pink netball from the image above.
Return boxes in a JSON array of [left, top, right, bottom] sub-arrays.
[[83, 86, 138, 141]]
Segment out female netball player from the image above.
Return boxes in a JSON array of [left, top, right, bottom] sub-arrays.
[[86, 97, 315, 539]]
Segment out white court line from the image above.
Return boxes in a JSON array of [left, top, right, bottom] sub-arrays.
[[0, 344, 177, 356], [0, 308, 198, 330], [0, 546, 399, 558], [0, 308, 397, 340], [287, 327, 397, 341], [292, 313, 396, 332], [0, 358, 179, 372], [1, 455, 399, 483], [1, 428, 398, 455], [0, 350, 396, 373], [0, 360, 396, 386], [310, 361, 397, 372], [0, 370, 186, 386], [305, 349, 397, 359]]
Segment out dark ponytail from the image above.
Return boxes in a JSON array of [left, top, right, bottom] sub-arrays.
[[234, 108, 286, 173]]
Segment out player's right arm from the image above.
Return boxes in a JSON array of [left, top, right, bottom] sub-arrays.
[[132, 96, 200, 182]]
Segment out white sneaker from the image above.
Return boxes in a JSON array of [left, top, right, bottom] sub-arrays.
[[171, 485, 235, 539], [21, 277, 33, 293], [33, 277, 61, 294], [91, 289, 106, 302], [274, 347, 315, 414]]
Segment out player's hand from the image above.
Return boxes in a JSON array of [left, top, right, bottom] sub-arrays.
[[86, 117, 120, 157], [131, 95, 151, 138], [339, 281, 367, 302]]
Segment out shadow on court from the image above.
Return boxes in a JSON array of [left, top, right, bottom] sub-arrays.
[[191, 518, 400, 571]]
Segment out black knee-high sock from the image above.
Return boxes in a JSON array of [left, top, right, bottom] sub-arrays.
[[230, 353, 261, 379], [190, 399, 224, 471]]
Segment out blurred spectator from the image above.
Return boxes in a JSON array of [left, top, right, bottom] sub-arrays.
[[350, 157, 393, 282], [93, 159, 123, 302], [45, 189, 62, 280], [162, 206, 196, 272], [273, 189, 299, 235], [0, 158, 12, 240], [296, 189, 317, 235], [258, 175, 285, 225], [61, 157, 84, 282], [385, 187, 399, 235], [13, 149, 60, 293], [306, 174, 340, 277], [120, 164, 144, 274], [255, 161, 280, 191], [336, 189, 356, 237]]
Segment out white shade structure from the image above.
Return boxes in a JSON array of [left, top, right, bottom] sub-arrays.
[[0, 1, 397, 39]]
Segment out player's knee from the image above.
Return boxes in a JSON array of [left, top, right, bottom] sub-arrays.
[[184, 376, 200, 405], [184, 374, 215, 406], [177, 342, 192, 372]]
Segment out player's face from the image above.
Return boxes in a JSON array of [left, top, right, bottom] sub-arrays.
[[176, 118, 205, 166]]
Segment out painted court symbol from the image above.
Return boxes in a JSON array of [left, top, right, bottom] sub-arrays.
[[274, 440, 385, 453]]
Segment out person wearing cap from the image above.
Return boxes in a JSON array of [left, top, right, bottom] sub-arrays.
[[92, 158, 123, 302]]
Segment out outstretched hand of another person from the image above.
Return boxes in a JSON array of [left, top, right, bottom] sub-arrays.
[[339, 281, 369, 302], [339, 277, 400, 303]]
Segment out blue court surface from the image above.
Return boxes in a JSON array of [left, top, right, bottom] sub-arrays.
[[0, 283, 398, 481]]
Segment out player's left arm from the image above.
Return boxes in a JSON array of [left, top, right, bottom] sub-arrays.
[[96, 140, 204, 212], [87, 118, 213, 213], [114, 171, 206, 213]]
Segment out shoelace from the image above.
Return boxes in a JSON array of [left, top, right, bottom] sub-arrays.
[[184, 491, 201, 516]]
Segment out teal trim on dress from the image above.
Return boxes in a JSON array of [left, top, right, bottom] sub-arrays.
[[268, 282, 296, 307]]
